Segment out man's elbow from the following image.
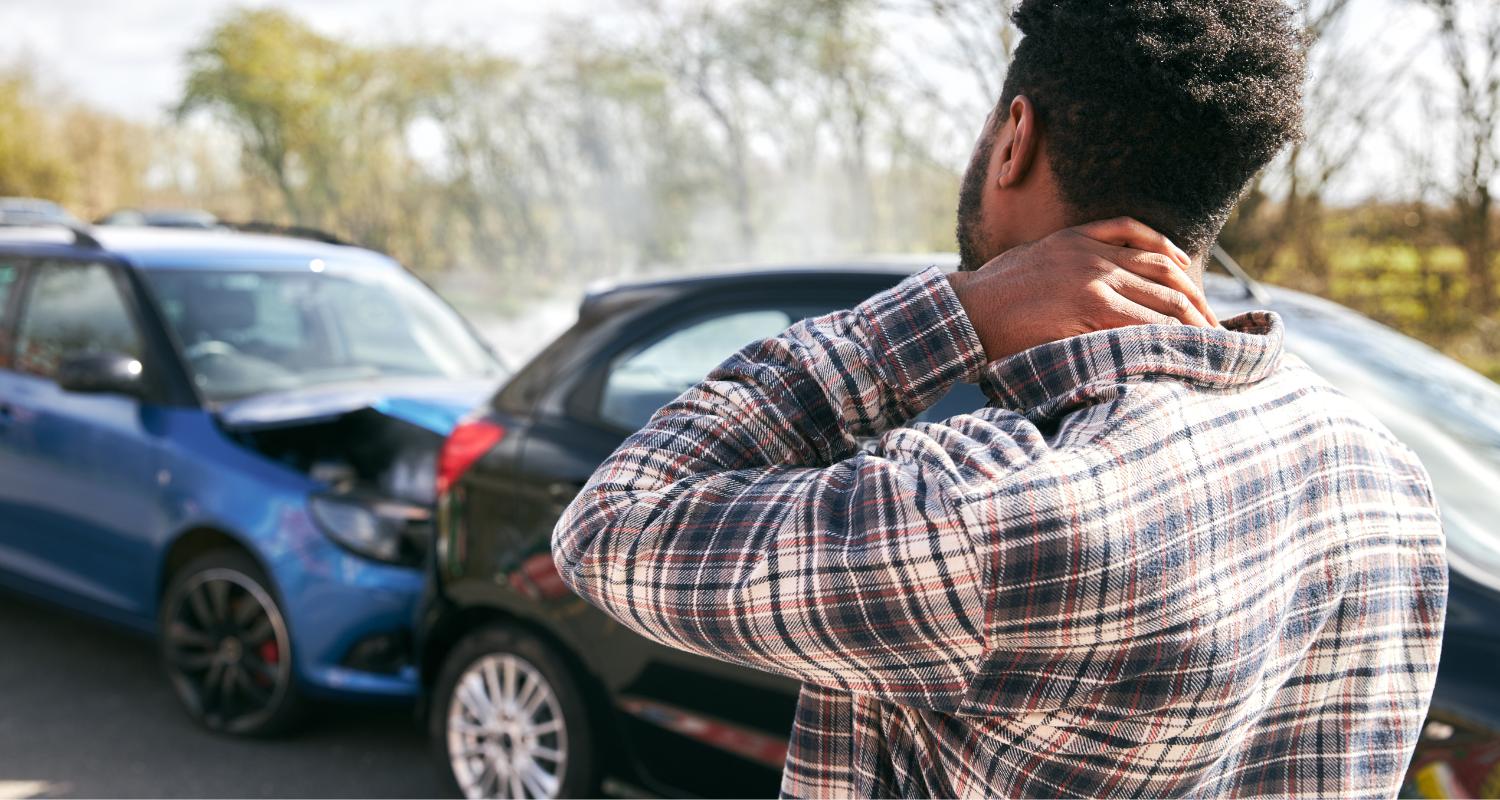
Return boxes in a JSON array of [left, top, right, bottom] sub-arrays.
[[549, 495, 591, 590], [550, 487, 621, 599]]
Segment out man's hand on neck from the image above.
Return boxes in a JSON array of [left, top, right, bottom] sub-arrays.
[[947, 217, 1219, 363]]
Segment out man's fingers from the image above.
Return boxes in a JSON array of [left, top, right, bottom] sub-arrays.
[[1105, 248, 1220, 327], [1074, 217, 1192, 268], [1097, 289, 1180, 329], [1076, 238, 1220, 326], [1106, 273, 1212, 328]]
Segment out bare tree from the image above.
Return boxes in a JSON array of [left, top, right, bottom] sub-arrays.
[[1221, 0, 1408, 286], [1421, 0, 1500, 313], [877, 0, 1017, 144], [625, 1, 766, 252]]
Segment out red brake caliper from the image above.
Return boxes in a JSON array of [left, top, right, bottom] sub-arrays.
[[256, 640, 279, 686]]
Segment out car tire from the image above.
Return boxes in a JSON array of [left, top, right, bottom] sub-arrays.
[[431, 625, 598, 799], [158, 549, 303, 736]]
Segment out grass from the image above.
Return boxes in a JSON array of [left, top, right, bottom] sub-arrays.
[[1261, 238, 1500, 382]]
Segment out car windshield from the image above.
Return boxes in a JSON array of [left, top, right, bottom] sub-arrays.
[[143, 265, 504, 402]]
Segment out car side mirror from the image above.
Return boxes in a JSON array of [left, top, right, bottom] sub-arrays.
[[56, 352, 146, 398]]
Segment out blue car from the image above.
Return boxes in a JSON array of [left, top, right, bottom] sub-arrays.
[[0, 223, 506, 735]]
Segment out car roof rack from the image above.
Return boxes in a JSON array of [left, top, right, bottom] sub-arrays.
[[0, 220, 103, 249], [224, 221, 350, 246], [1210, 244, 1270, 304]]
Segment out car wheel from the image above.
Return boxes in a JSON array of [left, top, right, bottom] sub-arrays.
[[431, 625, 597, 799], [159, 549, 302, 736]]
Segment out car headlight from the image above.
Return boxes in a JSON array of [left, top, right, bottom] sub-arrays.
[[310, 493, 432, 567]]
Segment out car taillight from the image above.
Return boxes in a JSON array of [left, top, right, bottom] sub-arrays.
[[437, 418, 505, 496]]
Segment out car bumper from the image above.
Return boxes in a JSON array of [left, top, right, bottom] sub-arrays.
[[268, 530, 427, 701]]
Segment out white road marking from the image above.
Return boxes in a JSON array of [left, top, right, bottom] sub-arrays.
[[0, 781, 61, 800]]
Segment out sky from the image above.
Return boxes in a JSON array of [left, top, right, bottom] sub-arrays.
[[0, 0, 1458, 202]]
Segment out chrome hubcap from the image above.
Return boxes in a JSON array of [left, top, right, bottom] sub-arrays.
[[447, 653, 567, 799]]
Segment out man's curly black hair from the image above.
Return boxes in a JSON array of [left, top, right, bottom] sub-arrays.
[[999, 0, 1306, 255]]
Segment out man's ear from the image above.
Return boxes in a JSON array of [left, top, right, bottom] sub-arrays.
[[996, 95, 1040, 189]]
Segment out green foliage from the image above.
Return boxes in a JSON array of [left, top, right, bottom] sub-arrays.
[[0, 69, 71, 200], [177, 9, 516, 274], [167, 1, 961, 289], [0, 65, 160, 219], [1251, 203, 1500, 381]]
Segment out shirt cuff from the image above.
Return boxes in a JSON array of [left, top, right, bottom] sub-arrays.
[[858, 266, 987, 419]]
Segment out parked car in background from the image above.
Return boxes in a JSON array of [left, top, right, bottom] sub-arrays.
[[97, 208, 223, 230], [0, 197, 82, 227], [0, 223, 507, 735], [419, 251, 1500, 799]]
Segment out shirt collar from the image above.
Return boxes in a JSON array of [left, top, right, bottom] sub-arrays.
[[978, 312, 1285, 419]]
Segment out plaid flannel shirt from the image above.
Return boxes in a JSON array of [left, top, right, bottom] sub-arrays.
[[553, 267, 1447, 799]]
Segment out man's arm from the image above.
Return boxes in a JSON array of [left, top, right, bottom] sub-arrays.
[[555, 267, 991, 708], [552, 219, 1209, 709]]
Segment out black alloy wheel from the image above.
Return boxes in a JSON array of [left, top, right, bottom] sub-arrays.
[[159, 549, 302, 736]]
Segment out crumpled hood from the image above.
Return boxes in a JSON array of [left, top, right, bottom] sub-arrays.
[[215, 377, 497, 434]]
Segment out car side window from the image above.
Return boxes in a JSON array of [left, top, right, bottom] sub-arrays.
[[14, 261, 143, 381], [0, 260, 21, 369], [600, 309, 794, 431]]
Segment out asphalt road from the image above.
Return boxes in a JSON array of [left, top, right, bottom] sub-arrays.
[[0, 591, 446, 799]]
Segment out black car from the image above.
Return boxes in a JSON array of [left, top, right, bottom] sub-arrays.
[[419, 254, 1500, 800]]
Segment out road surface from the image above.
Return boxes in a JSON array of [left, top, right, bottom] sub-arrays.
[[0, 591, 444, 798]]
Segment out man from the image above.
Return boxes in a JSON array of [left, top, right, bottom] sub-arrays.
[[554, 1, 1447, 797]]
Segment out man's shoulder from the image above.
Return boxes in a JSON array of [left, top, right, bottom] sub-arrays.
[[1266, 354, 1420, 453], [1051, 352, 1425, 476], [1219, 355, 1439, 511]]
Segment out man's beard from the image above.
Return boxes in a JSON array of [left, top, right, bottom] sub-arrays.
[[955, 127, 998, 272]]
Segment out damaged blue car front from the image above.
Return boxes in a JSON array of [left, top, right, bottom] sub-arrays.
[[0, 225, 506, 735]]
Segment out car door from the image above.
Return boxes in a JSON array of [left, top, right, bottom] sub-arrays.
[[0, 255, 27, 548], [521, 302, 816, 795], [0, 255, 39, 588], [0, 258, 163, 623]]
